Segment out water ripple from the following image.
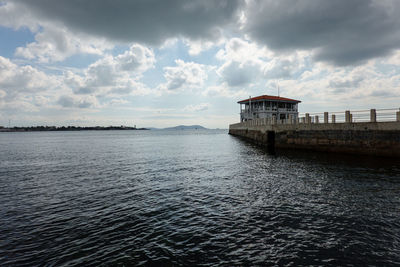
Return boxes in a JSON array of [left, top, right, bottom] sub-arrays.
[[1, 130, 400, 266]]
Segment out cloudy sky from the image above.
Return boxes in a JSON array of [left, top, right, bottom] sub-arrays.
[[1, 0, 400, 128]]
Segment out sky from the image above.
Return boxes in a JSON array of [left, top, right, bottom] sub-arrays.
[[0, 0, 400, 128]]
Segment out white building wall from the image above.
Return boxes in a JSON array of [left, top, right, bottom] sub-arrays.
[[240, 100, 299, 122]]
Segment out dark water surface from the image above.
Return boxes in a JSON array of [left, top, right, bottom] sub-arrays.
[[1, 130, 400, 266]]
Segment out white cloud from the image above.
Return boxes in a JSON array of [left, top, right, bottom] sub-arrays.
[[183, 103, 210, 112], [15, 26, 111, 62], [263, 51, 309, 79], [215, 38, 310, 87], [160, 59, 209, 91], [0, 43, 157, 113], [217, 60, 262, 87], [0, 1, 38, 31], [184, 36, 225, 56], [0, 90, 6, 99], [0, 56, 59, 100], [215, 38, 271, 87], [385, 50, 400, 65], [68, 44, 155, 96], [270, 61, 400, 112], [108, 98, 129, 106], [216, 37, 271, 62], [116, 44, 156, 72], [57, 95, 99, 109], [0, 2, 112, 62], [0, 100, 40, 114], [203, 83, 248, 98]]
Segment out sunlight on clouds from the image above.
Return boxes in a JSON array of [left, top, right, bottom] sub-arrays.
[[0, 56, 60, 100], [160, 59, 209, 92], [68, 44, 155, 96], [0, 0, 400, 127], [0, 1, 39, 31], [15, 26, 111, 63], [184, 36, 225, 56]]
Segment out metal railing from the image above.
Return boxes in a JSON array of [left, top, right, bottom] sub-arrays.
[[232, 108, 400, 128], [298, 108, 400, 123]]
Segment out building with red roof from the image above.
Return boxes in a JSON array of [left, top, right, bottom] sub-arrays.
[[238, 95, 301, 122]]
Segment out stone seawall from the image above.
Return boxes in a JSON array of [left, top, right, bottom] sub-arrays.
[[229, 122, 400, 157]]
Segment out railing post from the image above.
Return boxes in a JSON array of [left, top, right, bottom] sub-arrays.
[[289, 114, 293, 124], [305, 113, 310, 124], [332, 114, 336, 123], [345, 110, 351, 123], [324, 112, 329, 123], [315, 115, 319, 124], [370, 109, 376, 122], [397, 110, 400, 122]]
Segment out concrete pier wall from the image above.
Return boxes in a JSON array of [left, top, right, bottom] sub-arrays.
[[229, 121, 400, 157]]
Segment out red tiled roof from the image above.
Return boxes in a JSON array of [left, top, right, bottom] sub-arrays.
[[238, 95, 301, 104]]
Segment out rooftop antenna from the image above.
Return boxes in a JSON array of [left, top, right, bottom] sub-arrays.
[[276, 81, 280, 97]]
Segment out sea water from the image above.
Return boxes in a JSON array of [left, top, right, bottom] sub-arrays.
[[1, 130, 400, 266]]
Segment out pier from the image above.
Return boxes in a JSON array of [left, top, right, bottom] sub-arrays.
[[229, 108, 400, 157]]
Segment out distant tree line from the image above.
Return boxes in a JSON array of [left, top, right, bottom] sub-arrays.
[[0, 125, 149, 132]]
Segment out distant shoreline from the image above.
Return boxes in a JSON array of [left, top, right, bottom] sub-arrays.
[[0, 125, 224, 132], [0, 126, 149, 132]]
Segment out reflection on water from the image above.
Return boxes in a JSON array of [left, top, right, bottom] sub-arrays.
[[0, 130, 399, 266]]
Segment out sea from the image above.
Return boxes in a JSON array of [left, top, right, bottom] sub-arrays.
[[1, 129, 400, 266]]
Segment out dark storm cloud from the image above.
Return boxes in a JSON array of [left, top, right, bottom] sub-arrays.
[[244, 0, 400, 66], [14, 0, 242, 44]]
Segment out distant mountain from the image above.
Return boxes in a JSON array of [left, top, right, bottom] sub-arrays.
[[163, 125, 207, 130]]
